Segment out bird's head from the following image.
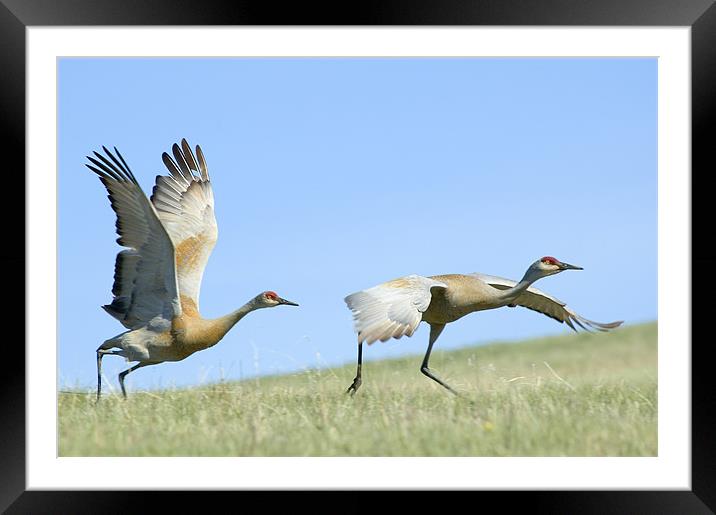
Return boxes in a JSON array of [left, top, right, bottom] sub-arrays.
[[524, 256, 583, 282], [254, 290, 299, 308]]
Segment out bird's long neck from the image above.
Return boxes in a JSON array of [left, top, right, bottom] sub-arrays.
[[213, 299, 261, 339], [496, 271, 538, 303]]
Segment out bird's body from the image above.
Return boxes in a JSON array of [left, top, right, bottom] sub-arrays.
[[421, 274, 513, 325], [100, 301, 254, 363], [344, 257, 623, 395], [87, 139, 297, 399]]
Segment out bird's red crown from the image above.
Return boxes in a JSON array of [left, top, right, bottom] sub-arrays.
[[541, 256, 559, 265], [265, 291, 278, 300]]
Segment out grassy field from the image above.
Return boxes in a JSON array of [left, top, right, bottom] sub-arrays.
[[59, 322, 657, 457]]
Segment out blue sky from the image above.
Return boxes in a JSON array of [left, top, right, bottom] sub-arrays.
[[58, 57, 656, 391]]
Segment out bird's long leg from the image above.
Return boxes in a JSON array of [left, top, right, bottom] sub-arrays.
[[96, 350, 107, 402], [346, 341, 363, 395], [420, 324, 458, 395], [96, 348, 121, 402], [118, 362, 152, 399]]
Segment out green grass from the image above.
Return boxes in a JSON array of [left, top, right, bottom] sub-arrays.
[[59, 322, 657, 456]]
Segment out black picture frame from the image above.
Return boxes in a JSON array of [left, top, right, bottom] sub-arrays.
[[3, 0, 714, 512]]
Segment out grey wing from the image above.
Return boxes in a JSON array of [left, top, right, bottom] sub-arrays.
[[86, 146, 181, 329], [150, 139, 218, 311], [471, 273, 623, 332], [344, 275, 448, 344]]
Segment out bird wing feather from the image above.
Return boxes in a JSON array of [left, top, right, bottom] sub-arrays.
[[150, 139, 218, 312], [471, 273, 623, 332], [86, 146, 181, 329], [344, 275, 448, 344]]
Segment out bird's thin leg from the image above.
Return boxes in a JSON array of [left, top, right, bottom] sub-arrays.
[[346, 341, 363, 395], [118, 362, 151, 400], [420, 324, 458, 395], [96, 349, 120, 402], [96, 350, 106, 402]]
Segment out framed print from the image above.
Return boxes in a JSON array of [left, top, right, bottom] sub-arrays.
[[4, 0, 715, 512]]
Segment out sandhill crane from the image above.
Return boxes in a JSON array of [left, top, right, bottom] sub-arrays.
[[344, 257, 622, 395], [86, 138, 298, 400]]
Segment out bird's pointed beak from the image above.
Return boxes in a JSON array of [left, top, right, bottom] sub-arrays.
[[558, 261, 583, 271], [277, 297, 299, 306]]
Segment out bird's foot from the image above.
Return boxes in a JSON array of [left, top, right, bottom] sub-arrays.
[[345, 377, 362, 396]]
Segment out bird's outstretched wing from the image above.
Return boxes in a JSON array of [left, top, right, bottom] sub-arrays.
[[150, 139, 218, 315], [86, 147, 181, 329], [344, 275, 448, 344], [472, 273, 623, 332]]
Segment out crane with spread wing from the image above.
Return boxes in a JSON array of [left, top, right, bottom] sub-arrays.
[[344, 257, 622, 395], [86, 139, 298, 400]]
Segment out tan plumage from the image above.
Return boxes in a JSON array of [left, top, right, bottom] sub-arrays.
[[86, 139, 298, 400], [344, 257, 622, 395]]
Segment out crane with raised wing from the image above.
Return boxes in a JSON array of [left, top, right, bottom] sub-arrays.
[[86, 139, 298, 399]]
